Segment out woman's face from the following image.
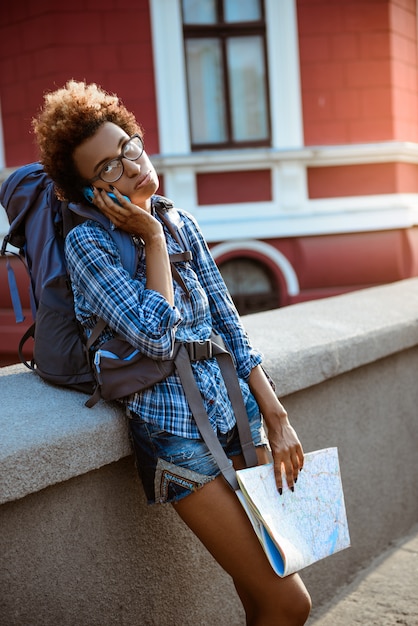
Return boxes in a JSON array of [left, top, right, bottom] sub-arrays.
[[73, 121, 159, 209]]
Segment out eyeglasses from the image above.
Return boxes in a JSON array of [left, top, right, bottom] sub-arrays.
[[89, 134, 144, 184]]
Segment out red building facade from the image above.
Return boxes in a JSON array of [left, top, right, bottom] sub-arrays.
[[1, 0, 418, 330]]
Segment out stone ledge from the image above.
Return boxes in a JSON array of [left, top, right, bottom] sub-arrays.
[[2, 277, 418, 505], [242, 278, 418, 397], [0, 366, 130, 504]]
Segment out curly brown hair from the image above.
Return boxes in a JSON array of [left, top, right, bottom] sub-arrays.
[[32, 80, 142, 203]]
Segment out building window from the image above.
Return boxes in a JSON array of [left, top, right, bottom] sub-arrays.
[[181, 0, 270, 150], [219, 257, 279, 315]]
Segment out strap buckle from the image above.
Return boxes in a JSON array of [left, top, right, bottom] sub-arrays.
[[185, 339, 213, 361]]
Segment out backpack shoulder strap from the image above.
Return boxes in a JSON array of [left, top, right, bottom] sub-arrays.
[[173, 332, 258, 491], [151, 195, 192, 296], [152, 195, 192, 260], [107, 229, 138, 278], [65, 202, 138, 278]]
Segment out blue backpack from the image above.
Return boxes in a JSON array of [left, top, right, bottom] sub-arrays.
[[0, 162, 189, 395]]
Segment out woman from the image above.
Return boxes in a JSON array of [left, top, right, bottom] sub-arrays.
[[32, 80, 311, 625]]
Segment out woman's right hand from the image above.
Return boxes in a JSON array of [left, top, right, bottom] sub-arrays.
[[92, 187, 175, 306], [91, 187, 162, 243]]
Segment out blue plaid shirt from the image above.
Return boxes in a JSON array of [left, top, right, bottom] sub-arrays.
[[65, 207, 263, 438]]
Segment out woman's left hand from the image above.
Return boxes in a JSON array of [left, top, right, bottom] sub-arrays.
[[248, 365, 304, 494], [266, 414, 304, 495]]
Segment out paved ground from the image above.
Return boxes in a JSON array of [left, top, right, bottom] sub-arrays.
[[308, 524, 418, 625]]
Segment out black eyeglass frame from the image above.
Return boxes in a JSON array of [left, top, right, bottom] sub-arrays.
[[88, 134, 144, 184]]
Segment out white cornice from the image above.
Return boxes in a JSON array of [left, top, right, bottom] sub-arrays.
[[151, 141, 418, 172], [305, 142, 418, 166]]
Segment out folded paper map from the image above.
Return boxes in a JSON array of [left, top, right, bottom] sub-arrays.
[[236, 447, 350, 577]]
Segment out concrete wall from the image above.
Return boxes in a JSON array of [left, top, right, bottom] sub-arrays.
[[1, 278, 418, 625]]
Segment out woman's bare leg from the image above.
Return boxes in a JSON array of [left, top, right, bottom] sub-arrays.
[[173, 450, 312, 626]]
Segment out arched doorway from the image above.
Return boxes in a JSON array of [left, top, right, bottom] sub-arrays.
[[211, 239, 300, 314], [219, 257, 280, 315]]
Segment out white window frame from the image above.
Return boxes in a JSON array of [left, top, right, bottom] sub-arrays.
[[149, 0, 303, 155], [149, 0, 307, 232]]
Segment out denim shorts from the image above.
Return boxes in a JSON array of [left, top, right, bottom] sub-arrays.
[[128, 401, 268, 505]]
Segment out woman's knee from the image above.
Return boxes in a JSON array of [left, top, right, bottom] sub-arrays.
[[285, 587, 312, 625], [244, 574, 311, 626], [275, 576, 312, 625]]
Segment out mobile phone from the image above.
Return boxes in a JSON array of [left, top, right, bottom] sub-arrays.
[[82, 186, 130, 206]]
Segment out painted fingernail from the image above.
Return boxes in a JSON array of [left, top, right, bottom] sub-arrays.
[[278, 488, 283, 496], [290, 486, 295, 492], [295, 477, 298, 483], [109, 185, 115, 190]]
